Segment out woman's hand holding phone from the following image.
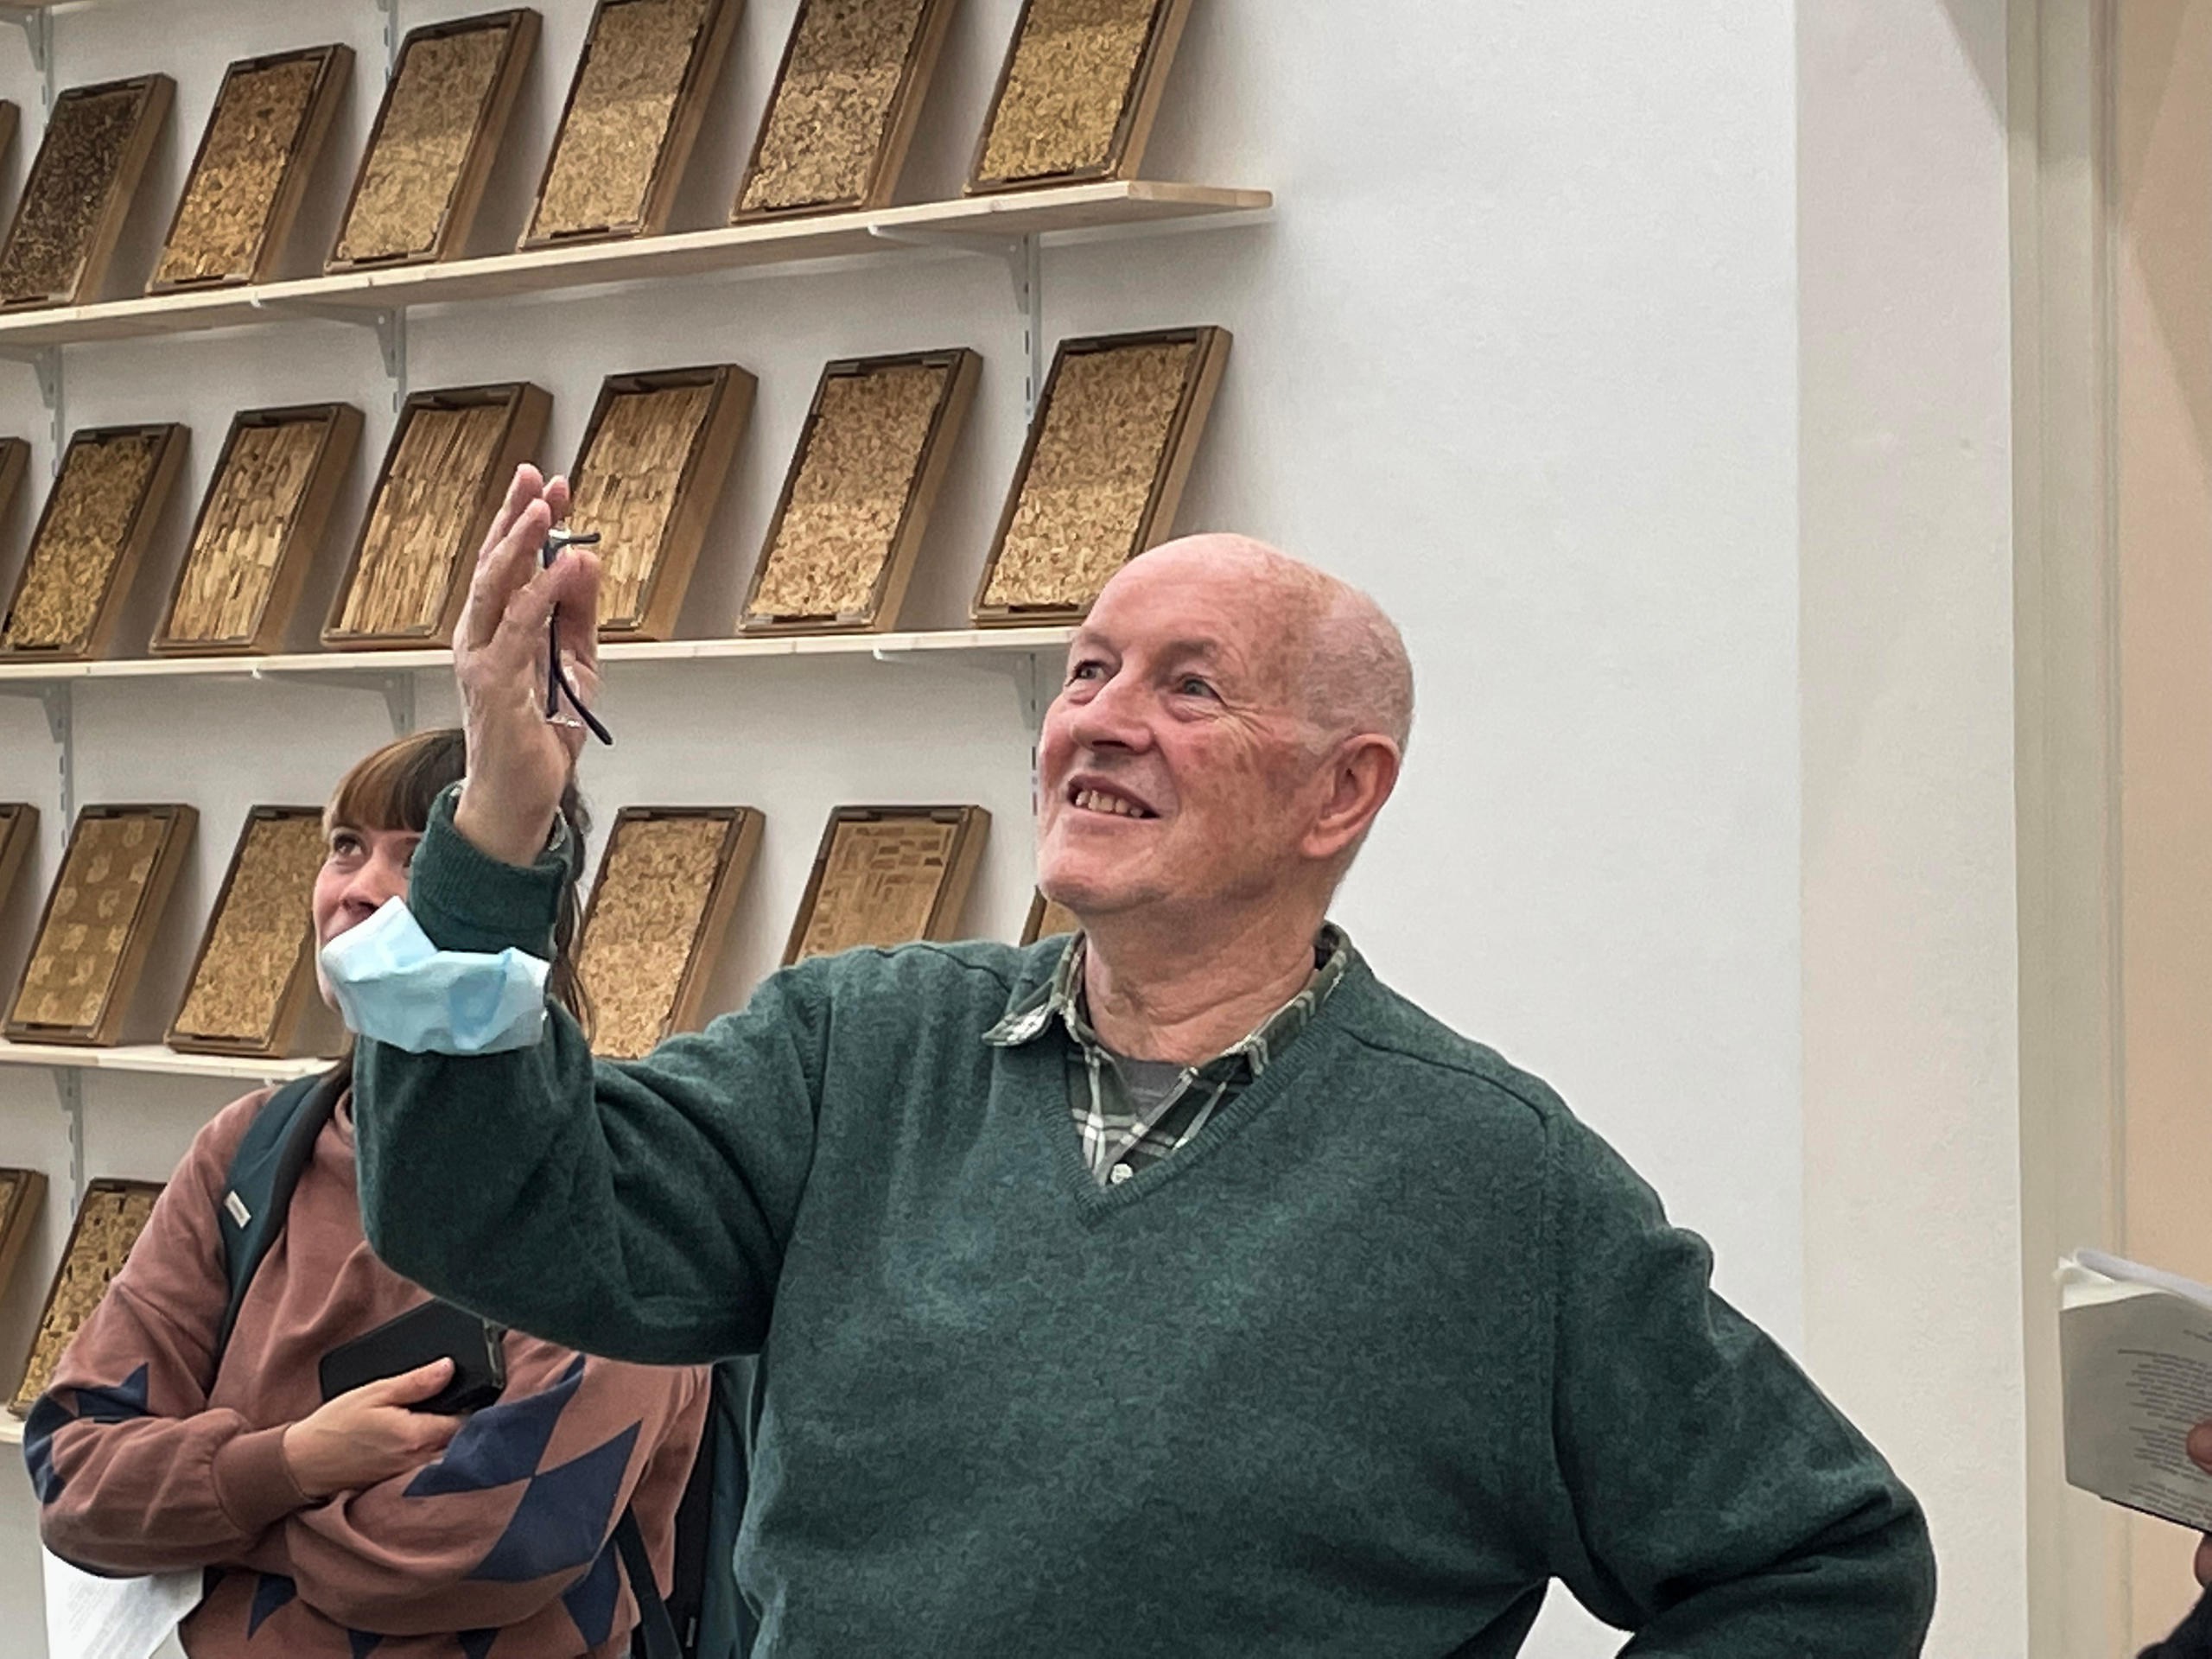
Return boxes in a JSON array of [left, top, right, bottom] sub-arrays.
[[281, 1358, 462, 1500]]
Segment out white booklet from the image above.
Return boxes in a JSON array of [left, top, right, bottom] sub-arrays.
[[2060, 1249, 2212, 1530]]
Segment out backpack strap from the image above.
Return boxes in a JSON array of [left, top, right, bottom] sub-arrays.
[[615, 1504, 683, 1659], [213, 1067, 346, 1363]]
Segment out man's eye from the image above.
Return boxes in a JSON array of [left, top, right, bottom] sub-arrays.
[[1178, 677, 1217, 698], [1068, 659, 1107, 683]]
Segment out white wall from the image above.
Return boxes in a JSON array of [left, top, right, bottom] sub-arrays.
[[1796, 3, 2027, 1655], [0, 0, 2030, 1653]]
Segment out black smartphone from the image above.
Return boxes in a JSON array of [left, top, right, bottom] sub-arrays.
[[318, 1300, 505, 1415]]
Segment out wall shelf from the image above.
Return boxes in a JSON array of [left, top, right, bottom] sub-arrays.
[[0, 182, 1268, 353], [0, 1038, 328, 1084], [0, 626, 1075, 684]]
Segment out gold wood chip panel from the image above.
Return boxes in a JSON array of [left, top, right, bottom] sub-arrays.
[[967, 0, 1192, 194], [734, 0, 956, 220], [1, 424, 188, 659], [575, 806, 761, 1059], [785, 805, 988, 964], [0, 76, 173, 308], [4, 806, 197, 1047], [325, 384, 551, 649], [743, 348, 978, 635], [565, 365, 753, 642], [149, 46, 353, 293], [972, 326, 1229, 623], [155, 404, 363, 656], [328, 10, 540, 272], [11, 1179, 162, 1415], [168, 807, 329, 1057], [524, 0, 737, 247], [1020, 891, 1079, 945]]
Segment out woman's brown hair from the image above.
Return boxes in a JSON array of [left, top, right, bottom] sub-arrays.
[[325, 728, 594, 1028]]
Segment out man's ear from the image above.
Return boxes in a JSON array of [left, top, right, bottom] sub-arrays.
[[1300, 735, 1402, 862]]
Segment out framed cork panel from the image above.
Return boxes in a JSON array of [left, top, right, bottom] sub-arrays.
[[0, 434, 30, 539], [0, 424, 188, 661], [0, 1166, 45, 1325], [327, 10, 540, 273], [323, 383, 550, 651], [0, 76, 172, 309], [575, 806, 761, 1059], [167, 807, 334, 1058], [0, 804, 36, 925], [521, 0, 738, 249], [565, 365, 752, 643], [741, 347, 978, 635], [10, 1179, 162, 1415], [4, 805, 197, 1048], [966, 0, 1192, 195], [151, 404, 362, 657], [148, 46, 353, 294], [783, 804, 988, 964], [971, 325, 1228, 625], [1020, 891, 1078, 944], [732, 0, 956, 222]]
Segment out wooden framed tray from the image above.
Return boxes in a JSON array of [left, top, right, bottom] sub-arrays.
[[167, 806, 336, 1058], [4, 805, 197, 1048], [1020, 890, 1079, 945], [327, 10, 541, 273], [566, 365, 752, 643], [0, 75, 173, 309], [575, 806, 761, 1058], [966, 0, 1192, 195], [323, 383, 550, 650], [0, 424, 188, 660], [733, 0, 956, 221], [521, 0, 738, 249], [742, 347, 978, 635], [151, 404, 362, 657], [148, 45, 353, 293], [0, 433, 30, 533], [784, 804, 988, 964], [971, 325, 1229, 624], [10, 1179, 162, 1415], [0, 1163, 45, 1327], [0, 803, 37, 923]]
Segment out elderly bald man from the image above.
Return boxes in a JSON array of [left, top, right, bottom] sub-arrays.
[[349, 467, 1936, 1657]]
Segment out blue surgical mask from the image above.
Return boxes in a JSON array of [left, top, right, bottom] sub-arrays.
[[319, 897, 550, 1056]]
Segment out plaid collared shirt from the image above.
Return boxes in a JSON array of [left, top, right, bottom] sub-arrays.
[[984, 926, 1351, 1185]]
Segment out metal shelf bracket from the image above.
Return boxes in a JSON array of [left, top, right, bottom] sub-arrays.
[[50, 1065, 84, 1206], [245, 299, 407, 410], [0, 679, 73, 821], [7, 10, 51, 96], [248, 664, 416, 736], [868, 645, 1052, 735], [861, 227, 1046, 417]]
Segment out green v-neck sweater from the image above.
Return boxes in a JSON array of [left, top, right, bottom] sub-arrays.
[[353, 804, 1936, 1657]]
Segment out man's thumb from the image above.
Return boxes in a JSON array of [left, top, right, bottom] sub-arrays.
[[370, 1356, 454, 1404]]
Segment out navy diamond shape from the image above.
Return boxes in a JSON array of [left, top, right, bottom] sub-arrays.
[[407, 1356, 584, 1497], [247, 1572, 296, 1637], [23, 1366, 149, 1504], [466, 1421, 639, 1583], [561, 1538, 621, 1647]]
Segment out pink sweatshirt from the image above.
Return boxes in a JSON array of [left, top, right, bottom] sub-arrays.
[[28, 1084, 709, 1658]]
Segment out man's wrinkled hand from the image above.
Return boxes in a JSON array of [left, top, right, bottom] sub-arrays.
[[451, 464, 601, 868]]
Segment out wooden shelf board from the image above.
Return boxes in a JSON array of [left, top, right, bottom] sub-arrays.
[[0, 182, 1268, 352], [0, 627, 1072, 685], [0, 1037, 330, 1083]]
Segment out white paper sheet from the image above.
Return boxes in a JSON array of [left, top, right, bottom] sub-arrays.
[[40, 1549, 199, 1659]]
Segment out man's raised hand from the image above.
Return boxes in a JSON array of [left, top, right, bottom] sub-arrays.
[[451, 465, 601, 867]]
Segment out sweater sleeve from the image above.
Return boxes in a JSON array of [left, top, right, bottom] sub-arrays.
[[1535, 1109, 1937, 1654], [351, 794, 826, 1364], [29, 1092, 313, 1573], [276, 1351, 708, 1637]]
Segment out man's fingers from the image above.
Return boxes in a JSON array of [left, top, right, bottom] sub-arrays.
[[481, 464, 545, 562], [551, 547, 601, 677], [461, 497, 553, 657], [543, 473, 571, 524], [2197, 1532, 2212, 1588]]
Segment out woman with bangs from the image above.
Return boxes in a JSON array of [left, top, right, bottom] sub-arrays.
[[21, 728, 709, 1659]]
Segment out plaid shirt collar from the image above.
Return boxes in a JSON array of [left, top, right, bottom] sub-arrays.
[[984, 924, 1352, 1070]]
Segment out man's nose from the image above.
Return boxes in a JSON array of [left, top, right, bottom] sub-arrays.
[[1060, 677, 1153, 751]]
